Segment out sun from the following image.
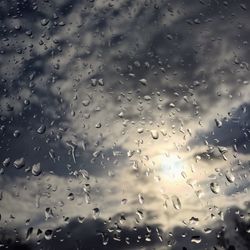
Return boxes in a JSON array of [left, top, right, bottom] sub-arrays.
[[153, 154, 186, 182]]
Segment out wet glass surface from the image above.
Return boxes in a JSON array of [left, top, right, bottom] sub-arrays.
[[0, 0, 250, 249]]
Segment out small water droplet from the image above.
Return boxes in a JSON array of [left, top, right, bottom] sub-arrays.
[[119, 215, 126, 224], [138, 193, 144, 204], [92, 208, 100, 219], [171, 195, 181, 210], [26, 227, 33, 241], [44, 229, 53, 240], [139, 78, 147, 85], [225, 171, 235, 183], [45, 207, 53, 220], [78, 216, 85, 223], [215, 119, 222, 128], [37, 125, 46, 134], [14, 158, 25, 169], [121, 198, 127, 205], [41, 19, 50, 26], [136, 209, 144, 220], [191, 235, 201, 244], [67, 193, 74, 200], [82, 100, 90, 106], [144, 95, 151, 101], [95, 123, 102, 128], [85, 193, 91, 204], [137, 128, 144, 133], [151, 130, 159, 139], [210, 182, 220, 194], [32, 163, 42, 176], [2, 158, 10, 167], [13, 130, 21, 138], [204, 228, 212, 234]]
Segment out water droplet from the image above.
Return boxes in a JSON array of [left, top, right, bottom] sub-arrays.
[[45, 207, 53, 220], [67, 193, 74, 200], [139, 78, 147, 85], [119, 215, 126, 224], [204, 228, 212, 234], [14, 157, 25, 169], [2, 158, 10, 167], [13, 130, 21, 138], [80, 169, 89, 180], [171, 195, 181, 210], [218, 146, 228, 154], [151, 130, 159, 139], [37, 125, 46, 134], [24, 99, 30, 105], [240, 3, 247, 10], [225, 171, 235, 183], [144, 95, 151, 101], [121, 198, 127, 205], [215, 119, 222, 128], [85, 193, 91, 204], [138, 193, 144, 204], [41, 19, 50, 26], [137, 128, 144, 133], [32, 163, 42, 176], [44, 229, 53, 240], [26, 227, 33, 240], [195, 190, 204, 199], [82, 100, 90, 106], [210, 182, 220, 194], [189, 217, 199, 225], [92, 208, 100, 219], [191, 235, 201, 244], [118, 111, 124, 118], [78, 216, 85, 223], [136, 209, 144, 220], [95, 123, 102, 128], [98, 78, 104, 86]]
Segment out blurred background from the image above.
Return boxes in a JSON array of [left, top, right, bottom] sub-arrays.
[[0, 0, 250, 249]]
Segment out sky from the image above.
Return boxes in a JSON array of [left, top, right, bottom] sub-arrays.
[[0, 0, 250, 249]]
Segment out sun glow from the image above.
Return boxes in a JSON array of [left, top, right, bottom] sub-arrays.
[[154, 154, 186, 182]]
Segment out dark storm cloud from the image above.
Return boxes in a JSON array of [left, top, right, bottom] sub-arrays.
[[1, 0, 250, 128], [79, 0, 250, 116]]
